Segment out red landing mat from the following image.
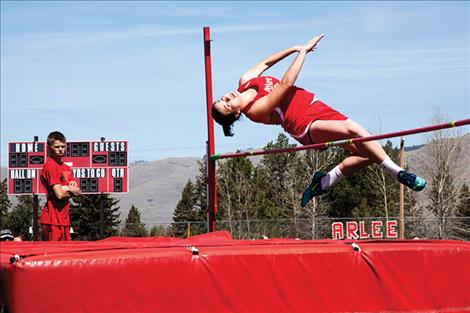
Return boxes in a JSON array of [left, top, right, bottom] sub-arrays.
[[1, 232, 469, 313]]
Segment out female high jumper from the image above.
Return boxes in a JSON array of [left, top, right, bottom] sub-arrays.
[[212, 34, 426, 207]]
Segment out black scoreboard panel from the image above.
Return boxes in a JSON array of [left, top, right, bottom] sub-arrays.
[[7, 140, 129, 195], [67, 142, 90, 158], [109, 152, 127, 166], [9, 142, 46, 168], [9, 153, 28, 167]]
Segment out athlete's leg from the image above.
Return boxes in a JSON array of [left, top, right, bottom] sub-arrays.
[[315, 144, 372, 192], [301, 121, 377, 199], [301, 119, 425, 207], [307, 119, 385, 191], [50, 225, 63, 241], [309, 119, 422, 181], [63, 226, 71, 241], [42, 224, 52, 241], [337, 145, 374, 175], [309, 119, 387, 164]]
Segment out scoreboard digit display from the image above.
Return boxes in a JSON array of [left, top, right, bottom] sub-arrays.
[[7, 140, 129, 195]]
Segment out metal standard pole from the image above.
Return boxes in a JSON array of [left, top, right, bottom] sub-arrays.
[[100, 192, 105, 239], [33, 135, 39, 240], [33, 194, 39, 241], [203, 26, 217, 232], [399, 137, 405, 239], [100, 137, 106, 238]]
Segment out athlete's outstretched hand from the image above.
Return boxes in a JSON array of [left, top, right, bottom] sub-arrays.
[[304, 34, 324, 53]]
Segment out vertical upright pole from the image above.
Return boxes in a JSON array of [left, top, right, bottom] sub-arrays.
[[100, 192, 105, 239], [100, 137, 106, 238], [33, 195, 39, 240], [399, 137, 405, 239], [33, 135, 39, 240], [203, 26, 217, 232]]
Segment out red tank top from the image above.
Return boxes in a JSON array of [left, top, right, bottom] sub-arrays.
[[237, 76, 347, 137], [237, 76, 280, 113]]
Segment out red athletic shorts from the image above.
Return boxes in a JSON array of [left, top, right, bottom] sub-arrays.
[[289, 100, 348, 145], [41, 224, 71, 241]]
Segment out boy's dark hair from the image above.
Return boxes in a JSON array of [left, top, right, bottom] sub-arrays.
[[211, 102, 240, 137], [47, 131, 67, 146]]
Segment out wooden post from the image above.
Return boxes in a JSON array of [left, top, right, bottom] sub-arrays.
[[399, 137, 405, 239]]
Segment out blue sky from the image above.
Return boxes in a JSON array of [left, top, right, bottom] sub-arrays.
[[1, 1, 469, 166]]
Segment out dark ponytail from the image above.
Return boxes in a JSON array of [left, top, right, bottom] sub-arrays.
[[211, 102, 240, 137]]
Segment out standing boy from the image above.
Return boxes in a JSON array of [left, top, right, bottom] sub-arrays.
[[40, 131, 81, 241]]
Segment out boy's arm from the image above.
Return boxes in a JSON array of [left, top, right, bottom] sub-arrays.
[[42, 166, 69, 200], [60, 179, 81, 197], [53, 184, 72, 200], [64, 182, 81, 196]]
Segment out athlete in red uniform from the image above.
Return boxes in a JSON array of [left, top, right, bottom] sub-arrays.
[[212, 34, 426, 207], [40, 131, 81, 241], [237, 75, 348, 145]]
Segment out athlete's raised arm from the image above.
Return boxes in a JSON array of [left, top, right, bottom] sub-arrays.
[[246, 34, 324, 122], [239, 45, 303, 86]]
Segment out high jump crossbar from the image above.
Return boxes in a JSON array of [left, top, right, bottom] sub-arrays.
[[210, 119, 470, 160]]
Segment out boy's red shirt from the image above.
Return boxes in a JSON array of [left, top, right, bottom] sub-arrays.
[[40, 158, 77, 226]]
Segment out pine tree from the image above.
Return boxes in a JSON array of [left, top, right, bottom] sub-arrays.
[[69, 194, 121, 240], [249, 166, 278, 220], [191, 159, 209, 235], [325, 148, 371, 218], [172, 159, 208, 238], [3, 195, 37, 240], [172, 180, 197, 237], [255, 134, 305, 237], [0, 178, 12, 228], [260, 134, 297, 217], [121, 205, 148, 237]]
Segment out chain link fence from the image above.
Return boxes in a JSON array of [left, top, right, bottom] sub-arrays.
[[120, 217, 469, 241]]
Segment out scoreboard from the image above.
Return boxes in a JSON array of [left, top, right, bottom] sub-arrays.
[[7, 140, 129, 195]]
